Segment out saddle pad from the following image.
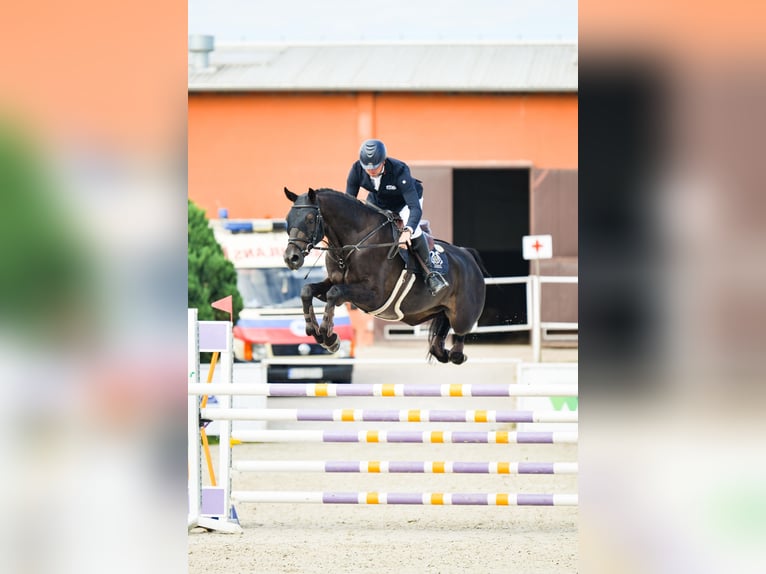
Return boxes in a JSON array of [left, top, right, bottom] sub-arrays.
[[428, 244, 449, 275], [399, 244, 449, 276]]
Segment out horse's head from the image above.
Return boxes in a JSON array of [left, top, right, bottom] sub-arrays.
[[283, 187, 324, 270]]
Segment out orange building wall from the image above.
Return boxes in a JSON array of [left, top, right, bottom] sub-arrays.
[[188, 92, 577, 219], [3, 2, 186, 157]]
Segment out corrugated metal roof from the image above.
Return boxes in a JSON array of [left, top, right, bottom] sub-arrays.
[[188, 42, 577, 93]]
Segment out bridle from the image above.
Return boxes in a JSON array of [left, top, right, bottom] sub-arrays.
[[286, 204, 325, 256], [287, 201, 404, 269]]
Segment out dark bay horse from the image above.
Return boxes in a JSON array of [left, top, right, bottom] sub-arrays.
[[283, 187, 487, 364]]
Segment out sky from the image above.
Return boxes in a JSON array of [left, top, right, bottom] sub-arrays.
[[189, 0, 578, 43]]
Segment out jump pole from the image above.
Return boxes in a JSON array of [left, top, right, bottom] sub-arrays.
[[187, 312, 579, 527], [233, 460, 578, 474], [201, 407, 577, 424], [199, 351, 220, 486], [188, 382, 578, 397], [232, 491, 578, 506], [230, 429, 578, 444]]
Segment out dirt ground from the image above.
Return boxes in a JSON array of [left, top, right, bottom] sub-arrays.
[[189, 341, 578, 573]]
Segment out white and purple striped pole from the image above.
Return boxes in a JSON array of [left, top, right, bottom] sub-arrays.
[[202, 408, 577, 424], [231, 491, 578, 506], [188, 382, 577, 397], [231, 429, 578, 444], [233, 460, 578, 474]]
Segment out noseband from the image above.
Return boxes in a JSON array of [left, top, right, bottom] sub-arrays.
[[287, 204, 324, 255]]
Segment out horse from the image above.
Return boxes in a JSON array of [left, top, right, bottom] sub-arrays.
[[283, 187, 487, 364]]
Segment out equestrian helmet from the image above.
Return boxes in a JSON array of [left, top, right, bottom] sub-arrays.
[[359, 139, 387, 170]]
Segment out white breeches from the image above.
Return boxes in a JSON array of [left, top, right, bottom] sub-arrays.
[[399, 198, 425, 238]]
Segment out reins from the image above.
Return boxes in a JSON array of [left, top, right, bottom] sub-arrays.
[[289, 202, 404, 266]]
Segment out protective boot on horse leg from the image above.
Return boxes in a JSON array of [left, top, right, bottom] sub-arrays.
[[410, 234, 449, 295]]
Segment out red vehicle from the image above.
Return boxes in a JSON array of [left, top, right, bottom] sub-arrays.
[[211, 217, 355, 383]]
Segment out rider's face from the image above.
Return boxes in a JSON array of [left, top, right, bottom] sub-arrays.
[[364, 163, 385, 177]]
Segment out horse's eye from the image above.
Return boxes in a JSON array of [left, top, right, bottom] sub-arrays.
[[306, 214, 315, 223]]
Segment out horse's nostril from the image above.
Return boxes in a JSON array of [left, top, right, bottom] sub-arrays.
[[284, 251, 302, 269]]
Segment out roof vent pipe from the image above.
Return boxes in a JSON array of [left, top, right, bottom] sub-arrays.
[[189, 35, 215, 70]]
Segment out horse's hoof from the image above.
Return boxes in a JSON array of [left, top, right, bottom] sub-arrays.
[[430, 348, 449, 363], [323, 333, 339, 352], [318, 326, 334, 342], [448, 352, 467, 365]]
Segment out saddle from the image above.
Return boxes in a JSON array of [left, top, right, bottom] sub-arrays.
[[369, 205, 434, 248], [386, 213, 447, 275], [363, 201, 445, 273], [391, 215, 436, 251]]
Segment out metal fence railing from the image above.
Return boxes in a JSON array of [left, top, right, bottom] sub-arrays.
[[383, 275, 578, 360]]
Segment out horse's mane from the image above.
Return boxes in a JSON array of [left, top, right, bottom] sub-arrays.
[[313, 188, 388, 220]]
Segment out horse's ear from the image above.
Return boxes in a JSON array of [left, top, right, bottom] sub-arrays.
[[308, 188, 317, 202], [284, 187, 298, 203]]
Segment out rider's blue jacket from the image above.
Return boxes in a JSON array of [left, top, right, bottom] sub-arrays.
[[345, 157, 424, 232]]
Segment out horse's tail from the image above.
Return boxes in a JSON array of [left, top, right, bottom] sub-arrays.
[[464, 247, 490, 277]]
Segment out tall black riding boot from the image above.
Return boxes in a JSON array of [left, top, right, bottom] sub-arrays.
[[411, 235, 449, 295]]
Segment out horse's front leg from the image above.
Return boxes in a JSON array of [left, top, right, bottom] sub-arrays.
[[317, 284, 348, 353], [301, 279, 332, 344], [318, 283, 378, 353]]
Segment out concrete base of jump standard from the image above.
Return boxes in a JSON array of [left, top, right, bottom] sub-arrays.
[[231, 491, 578, 506]]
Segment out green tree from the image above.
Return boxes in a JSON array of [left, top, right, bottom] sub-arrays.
[[0, 118, 92, 343], [188, 200, 243, 323]]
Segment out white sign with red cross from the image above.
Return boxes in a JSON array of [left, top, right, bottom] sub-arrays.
[[522, 235, 553, 260]]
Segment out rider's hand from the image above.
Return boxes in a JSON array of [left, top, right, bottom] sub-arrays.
[[399, 228, 412, 246]]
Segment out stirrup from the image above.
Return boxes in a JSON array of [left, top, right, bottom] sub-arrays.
[[426, 272, 448, 295]]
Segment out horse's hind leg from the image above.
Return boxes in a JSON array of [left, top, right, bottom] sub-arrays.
[[428, 315, 451, 363], [445, 298, 482, 365], [448, 334, 468, 365]]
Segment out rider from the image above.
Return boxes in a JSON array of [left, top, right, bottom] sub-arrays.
[[345, 139, 449, 295]]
